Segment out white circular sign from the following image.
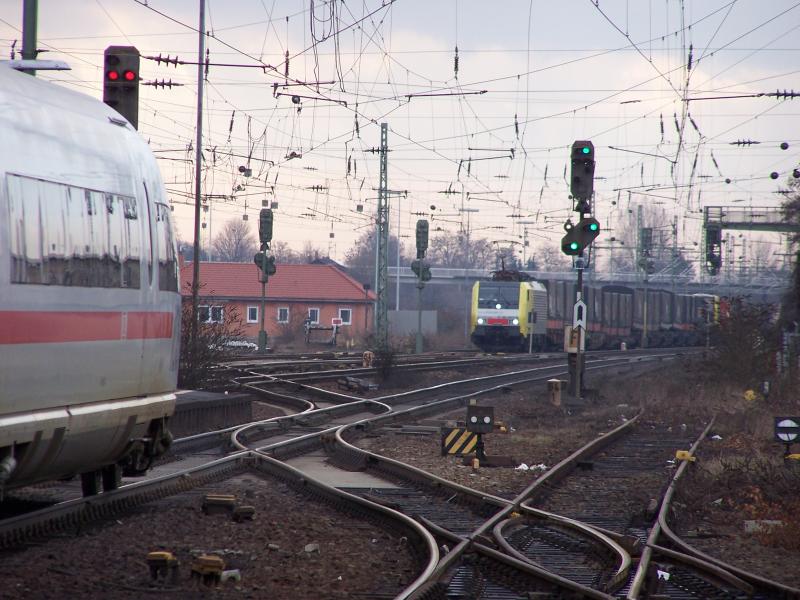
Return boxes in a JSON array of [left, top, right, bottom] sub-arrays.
[[776, 418, 799, 442]]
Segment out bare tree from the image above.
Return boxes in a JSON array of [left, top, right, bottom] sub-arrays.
[[537, 245, 571, 272], [301, 241, 327, 263], [211, 219, 258, 262], [344, 230, 408, 284], [492, 244, 523, 270], [176, 236, 209, 262], [608, 204, 696, 277], [271, 240, 302, 264], [750, 239, 781, 275], [427, 231, 494, 269], [780, 177, 800, 325], [178, 282, 246, 388]]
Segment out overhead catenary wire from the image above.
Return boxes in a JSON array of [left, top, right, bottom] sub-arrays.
[[3, 1, 795, 267]]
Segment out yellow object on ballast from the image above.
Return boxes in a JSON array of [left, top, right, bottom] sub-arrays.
[[147, 551, 179, 581], [675, 450, 696, 462], [147, 551, 176, 562]]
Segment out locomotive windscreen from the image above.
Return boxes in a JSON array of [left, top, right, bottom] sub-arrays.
[[478, 282, 519, 309]]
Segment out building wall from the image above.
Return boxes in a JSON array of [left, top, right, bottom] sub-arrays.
[[198, 298, 372, 344], [388, 310, 438, 336]]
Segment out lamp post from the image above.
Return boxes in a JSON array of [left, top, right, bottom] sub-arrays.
[[256, 209, 274, 353], [517, 221, 538, 268], [362, 282, 371, 334]]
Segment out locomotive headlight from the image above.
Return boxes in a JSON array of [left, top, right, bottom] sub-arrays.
[[477, 317, 485, 325], [512, 318, 519, 325], [495, 303, 502, 310]]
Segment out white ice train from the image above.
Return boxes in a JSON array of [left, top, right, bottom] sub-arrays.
[[0, 64, 180, 495]]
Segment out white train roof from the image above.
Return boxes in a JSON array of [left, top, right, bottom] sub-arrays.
[[0, 64, 162, 198]]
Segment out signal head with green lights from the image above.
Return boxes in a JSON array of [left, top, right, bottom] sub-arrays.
[[573, 142, 593, 157], [561, 217, 600, 256], [561, 221, 582, 256], [580, 216, 600, 245], [570, 140, 596, 206]]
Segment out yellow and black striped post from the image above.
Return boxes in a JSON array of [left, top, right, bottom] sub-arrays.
[[441, 427, 478, 456]]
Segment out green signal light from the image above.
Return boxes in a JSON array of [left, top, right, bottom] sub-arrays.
[[581, 146, 591, 154], [588, 222, 599, 231], [569, 242, 579, 250]]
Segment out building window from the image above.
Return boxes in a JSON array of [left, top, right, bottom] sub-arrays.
[[199, 305, 224, 323], [338, 308, 352, 325], [308, 307, 320, 324], [277, 307, 289, 323], [247, 306, 258, 323]]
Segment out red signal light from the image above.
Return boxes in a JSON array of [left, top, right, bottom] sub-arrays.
[[107, 70, 120, 81], [123, 70, 136, 81]]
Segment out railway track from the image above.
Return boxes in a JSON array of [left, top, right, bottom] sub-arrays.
[[4, 348, 795, 598], [504, 415, 797, 599]]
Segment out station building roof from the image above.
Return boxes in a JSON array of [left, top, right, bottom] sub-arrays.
[[179, 261, 376, 303]]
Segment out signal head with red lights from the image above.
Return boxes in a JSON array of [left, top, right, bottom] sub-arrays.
[[103, 45, 140, 130]]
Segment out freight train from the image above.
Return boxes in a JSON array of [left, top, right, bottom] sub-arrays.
[[470, 273, 719, 352], [0, 64, 181, 496]]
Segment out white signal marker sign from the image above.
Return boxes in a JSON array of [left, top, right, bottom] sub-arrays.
[[573, 299, 587, 329]]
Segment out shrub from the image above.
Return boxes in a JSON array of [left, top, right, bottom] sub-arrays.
[[179, 286, 246, 388]]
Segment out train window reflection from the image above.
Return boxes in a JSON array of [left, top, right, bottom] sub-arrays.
[[6, 174, 143, 289], [155, 202, 178, 292], [41, 181, 68, 285], [121, 197, 141, 288]]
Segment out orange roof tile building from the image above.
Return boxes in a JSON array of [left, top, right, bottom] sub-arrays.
[[180, 261, 375, 346]]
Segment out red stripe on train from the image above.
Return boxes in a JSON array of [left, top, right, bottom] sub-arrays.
[[0, 311, 175, 344]]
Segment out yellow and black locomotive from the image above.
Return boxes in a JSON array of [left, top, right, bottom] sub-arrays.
[[470, 279, 549, 351]]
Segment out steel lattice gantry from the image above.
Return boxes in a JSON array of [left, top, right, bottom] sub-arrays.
[[705, 206, 797, 232], [703, 205, 799, 275], [374, 123, 389, 350]]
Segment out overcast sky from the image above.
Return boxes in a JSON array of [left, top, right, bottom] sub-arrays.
[[2, 0, 798, 268]]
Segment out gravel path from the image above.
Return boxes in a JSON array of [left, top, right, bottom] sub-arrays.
[[0, 474, 418, 599]]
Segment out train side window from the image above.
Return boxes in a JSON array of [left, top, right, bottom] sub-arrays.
[[40, 180, 69, 285], [142, 182, 154, 288], [65, 187, 89, 286], [155, 202, 179, 292], [7, 174, 36, 283], [121, 196, 141, 289], [8, 174, 143, 290], [106, 194, 124, 288], [8, 175, 45, 283], [86, 191, 111, 287]]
